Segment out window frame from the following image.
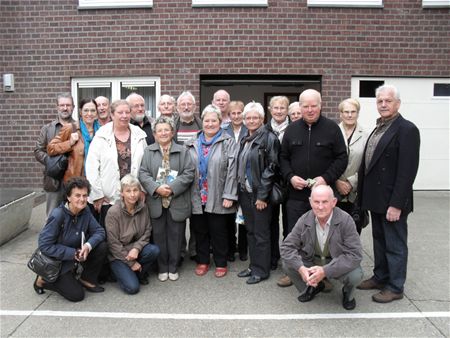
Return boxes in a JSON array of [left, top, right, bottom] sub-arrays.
[[71, 76, 161, 119], [78, 0, 153, 10], [422, 0, 450, 8], [307, 0, 383, 8], [192, 0, 268, 8]]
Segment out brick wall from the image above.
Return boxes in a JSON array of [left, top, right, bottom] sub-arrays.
[[1, 0, 449, 188]]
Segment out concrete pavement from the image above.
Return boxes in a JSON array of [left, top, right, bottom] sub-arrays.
[[0, 191, 449, 337]]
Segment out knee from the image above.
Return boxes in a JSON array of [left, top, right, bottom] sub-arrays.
[[344, 266, 364, 287], [123, 283, 140, 295], [65, 289, 85, 302]]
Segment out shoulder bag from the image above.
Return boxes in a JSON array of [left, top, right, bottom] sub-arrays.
[[27, 249, 62, 283]]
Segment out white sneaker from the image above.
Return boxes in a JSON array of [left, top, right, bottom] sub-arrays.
[[158, 273, 168, 282], [168, 272, 179, 281]]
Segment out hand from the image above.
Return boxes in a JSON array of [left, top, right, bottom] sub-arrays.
[[156, 184, 172, 198], [290, 176, 307, 190], [298, 266, 311, 283], [126, 248, 139, 261], [131, 262, 142, 272], [222, 199, 233, 208], [306, 266, 325, 287], [93, 198, 105, 213], [255, 199, 267, 211], [313, 176, 327, 187], [386, 206, 402, 222], [75, 244, 90, 262], [336, 179, 352, 196], [69, 132, 79, 146]]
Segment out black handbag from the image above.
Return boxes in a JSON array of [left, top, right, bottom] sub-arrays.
[[270, 181, 286, 204], [45, 154, 68, 180], [27, 249, 62, 283]]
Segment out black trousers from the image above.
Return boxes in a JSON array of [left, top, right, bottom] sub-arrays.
[[43, 241, 107, 302], [238, 223, 248, 256], [239, 190, 272, 279], [226, 212, 237, 256], [286, 199, 311, 234], [270, 203, 288, 265], [191, 210, 229, 268]]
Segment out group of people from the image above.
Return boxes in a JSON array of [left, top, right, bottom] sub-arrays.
[[32, 85, 420, 311]]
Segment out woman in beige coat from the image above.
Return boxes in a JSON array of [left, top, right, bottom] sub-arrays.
[[335, 98, 369, 234]]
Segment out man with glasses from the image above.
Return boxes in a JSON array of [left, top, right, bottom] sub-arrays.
[[126, 93, 155, 145], [34, 93, 76, 216], [174, 91, 202, 144]]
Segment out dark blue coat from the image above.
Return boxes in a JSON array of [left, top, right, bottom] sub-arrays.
[[38, 204, 105, 274]]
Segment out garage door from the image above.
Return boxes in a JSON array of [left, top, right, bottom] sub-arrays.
[[351, 77, 450, 190]]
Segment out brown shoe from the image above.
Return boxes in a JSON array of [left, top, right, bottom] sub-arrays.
[[372, 290, 403, 303], [322, 277, 333, 293], [277, 275, 293, 287], [357, 277, 385, 290]]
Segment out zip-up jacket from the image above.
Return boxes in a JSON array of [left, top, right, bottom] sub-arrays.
[[280, 115, 348, 202]]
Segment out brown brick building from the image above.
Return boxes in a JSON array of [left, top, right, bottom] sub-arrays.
[[1, 0, 449, 189]]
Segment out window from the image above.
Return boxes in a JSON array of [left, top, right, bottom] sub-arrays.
[[422, 0, 450, 7], [78, 0, 153, 10], [192, 0, 268, 7], [359, 80, 384, 98], [71, 77, 160, 119], [307, 0, 383, 7], [433, 83, 450, 97]]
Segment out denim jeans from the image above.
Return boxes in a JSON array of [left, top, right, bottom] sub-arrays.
[[110, 243, 160, 294]]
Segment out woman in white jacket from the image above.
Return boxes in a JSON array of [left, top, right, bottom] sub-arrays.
[[335, 98, 369, 234], [85, 99, 147, 226]]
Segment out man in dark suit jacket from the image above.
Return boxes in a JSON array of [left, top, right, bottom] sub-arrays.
[[357, 84, 420, 303]]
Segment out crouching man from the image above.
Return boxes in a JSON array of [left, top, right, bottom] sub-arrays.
[[280, 185, 363, 310]]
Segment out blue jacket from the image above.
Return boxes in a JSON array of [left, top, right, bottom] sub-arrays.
[[38, 203, 106, 274]]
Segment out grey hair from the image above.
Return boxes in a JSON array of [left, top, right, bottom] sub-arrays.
[[120, 174, 141, 191], [376, 84, 401, 101], [56, 92, 74, 105], [126, 93, 144, 103], [269, 95, 289, 109], [177, 91, 196, 105], [299, 89, 322, 106], [152, 115, 176, 133], [243, 101, 265, 120], [201, 104, 222, 121], [111, 99, 131, 114], [288, 101, 300, 115], [158, 94, 176, 106]]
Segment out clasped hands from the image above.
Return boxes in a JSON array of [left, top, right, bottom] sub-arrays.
[[299, 265, 325, 288], [126, 248, 142, 272]]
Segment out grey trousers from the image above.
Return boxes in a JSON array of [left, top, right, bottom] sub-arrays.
[[152, 208, 185, 274], [284, 263, 363, 300], [45, 187, 64, 217]]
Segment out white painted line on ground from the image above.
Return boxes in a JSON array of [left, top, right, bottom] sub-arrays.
[[1, 310, 449, 320]]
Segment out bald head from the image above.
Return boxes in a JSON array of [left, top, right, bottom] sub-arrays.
[[309, 185, 337, 224]]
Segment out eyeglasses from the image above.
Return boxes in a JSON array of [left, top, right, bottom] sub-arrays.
[[341, 111, 358, 116], [58, 104, 73, 108]]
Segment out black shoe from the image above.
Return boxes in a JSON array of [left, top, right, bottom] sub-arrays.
[[342, 287, 356, 310], [246, 275, 262, 285], [190, 255, 198, 262], [237, 268, 252, 278], [239, 253, 248, 261], [297, 282, 325, 302], [33, 275, 45, 295], [227, 254, 236, 262], [138, 277, 149, 285], [82, 283, 105, 293]]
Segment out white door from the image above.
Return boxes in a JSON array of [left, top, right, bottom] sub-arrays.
[[351, 77, 450, 190]]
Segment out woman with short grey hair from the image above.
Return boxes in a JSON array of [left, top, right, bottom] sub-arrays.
[[139, 116, 195, 282]]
